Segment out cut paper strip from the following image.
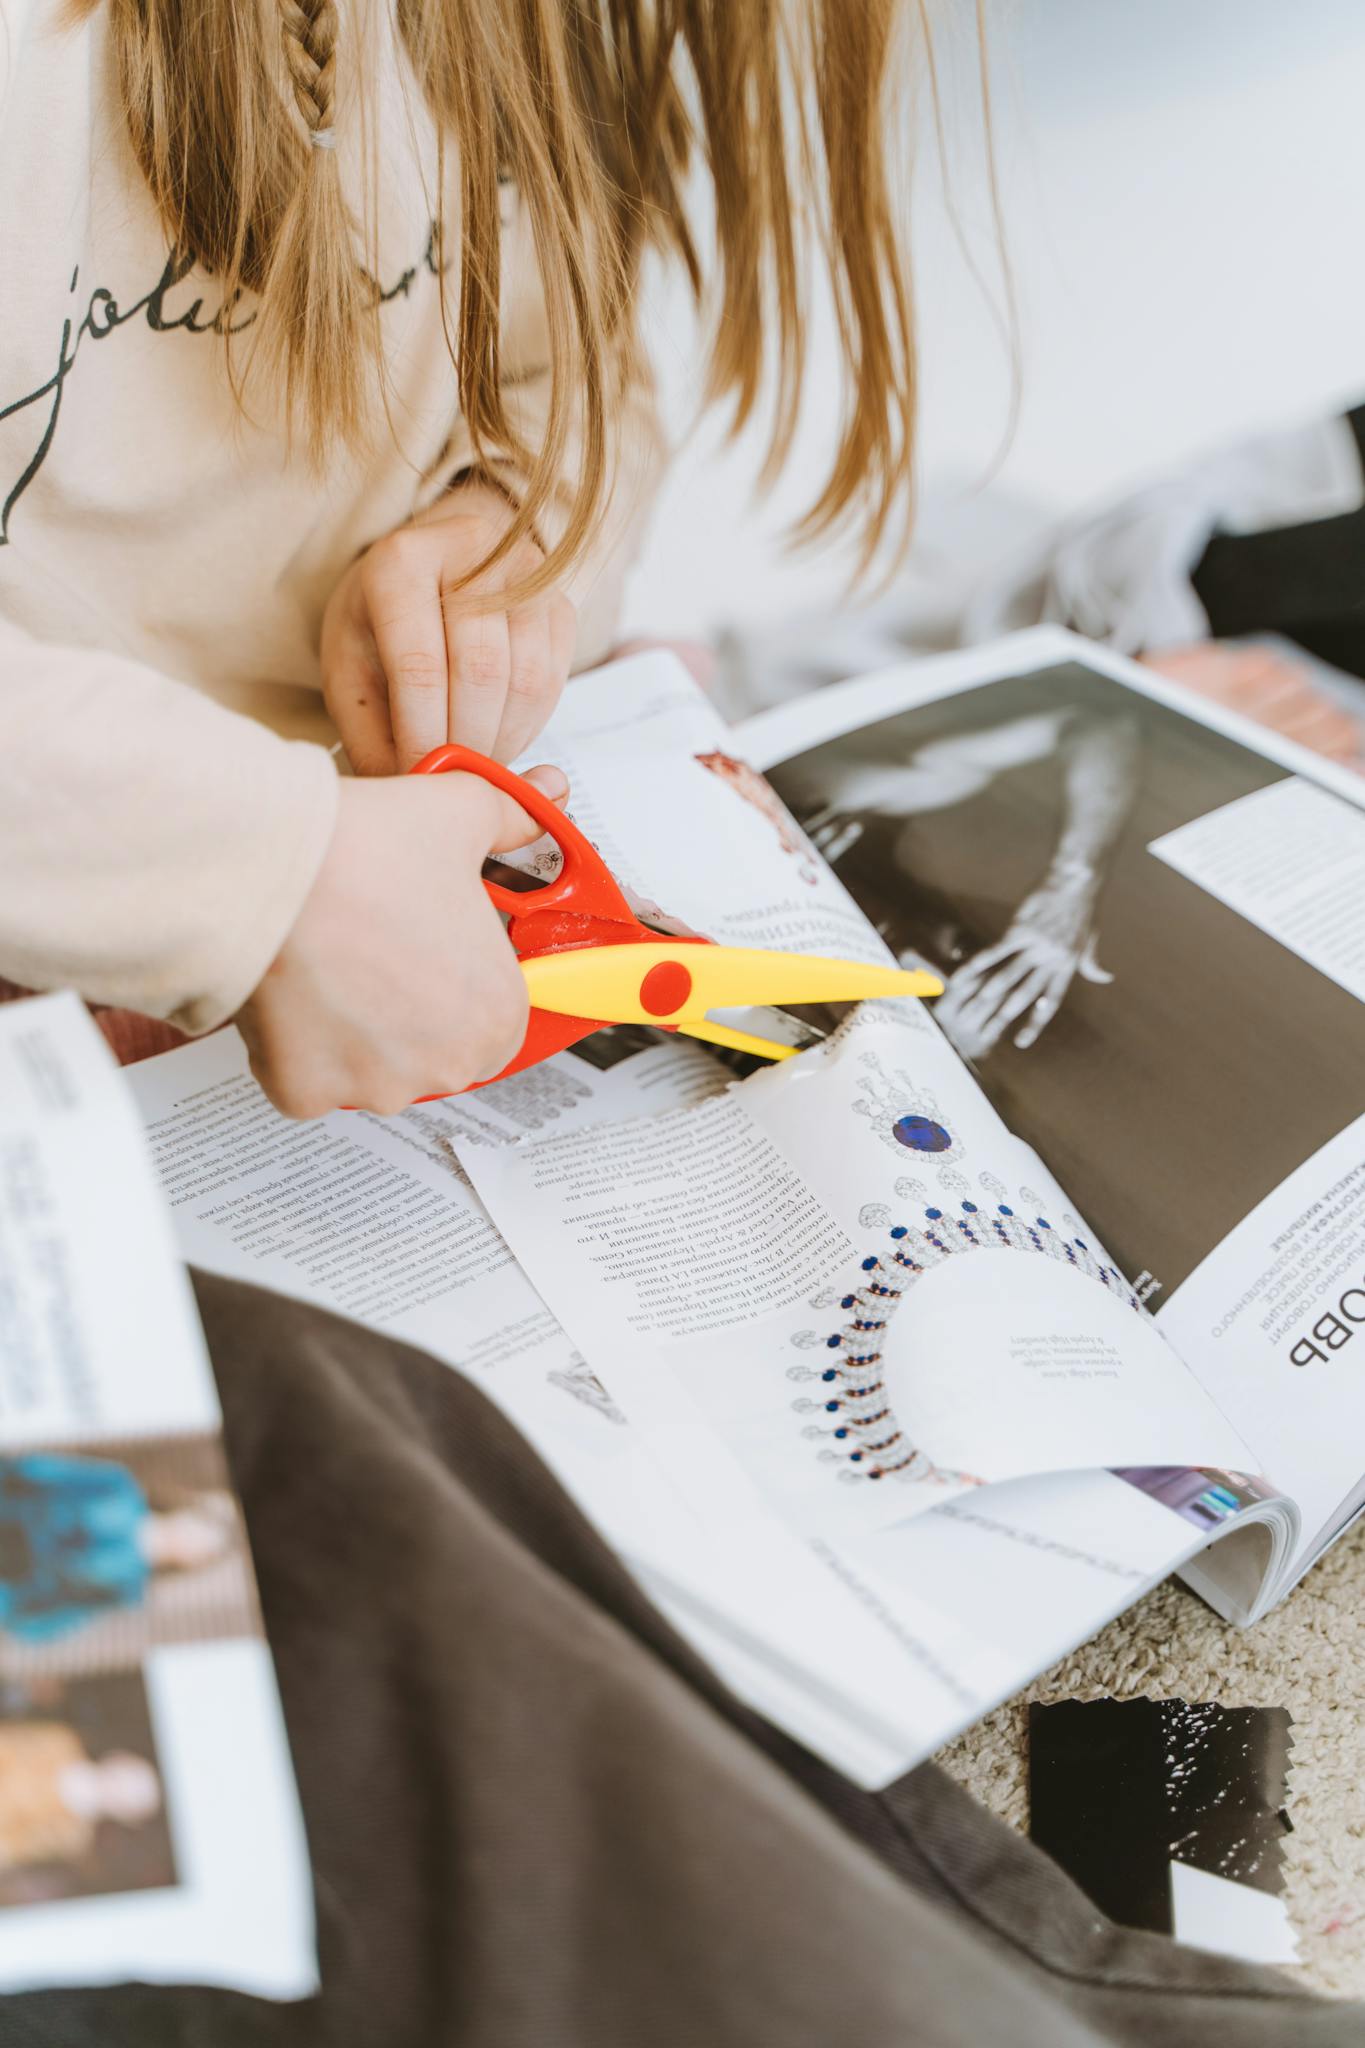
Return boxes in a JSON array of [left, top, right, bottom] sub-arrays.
[[1028, 1698, 1295, 1962]]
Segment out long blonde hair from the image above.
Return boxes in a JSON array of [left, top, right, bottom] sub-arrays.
[[75, 1, 925, 589]]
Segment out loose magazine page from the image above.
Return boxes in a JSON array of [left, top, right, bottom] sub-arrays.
[[0, 995, 313, 1998]]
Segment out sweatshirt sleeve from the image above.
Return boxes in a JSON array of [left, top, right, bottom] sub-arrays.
[[0, 616, 339, 1032]]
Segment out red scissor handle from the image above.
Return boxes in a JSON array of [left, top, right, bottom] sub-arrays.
[[341, 745, 670, 1104], [410, 743, 645, 956]]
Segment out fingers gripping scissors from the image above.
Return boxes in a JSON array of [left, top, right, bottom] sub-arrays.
[[411, 743, 942, 1093]]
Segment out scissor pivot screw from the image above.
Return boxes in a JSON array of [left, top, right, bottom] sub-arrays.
[[639, 960, 693, 1018]]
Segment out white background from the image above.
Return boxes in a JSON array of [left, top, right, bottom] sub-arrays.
[[620, 0, 1365, 639]]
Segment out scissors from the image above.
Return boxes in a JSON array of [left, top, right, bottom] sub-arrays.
[[411, 743, 942, 1093]]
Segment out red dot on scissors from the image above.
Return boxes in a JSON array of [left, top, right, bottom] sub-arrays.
[[639, 960, 693, 1017]]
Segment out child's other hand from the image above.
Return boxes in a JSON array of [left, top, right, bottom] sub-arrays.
[[237, 765, 567, 1117], [1142, 642, 1364, 769], [321, 482, 577, 774]]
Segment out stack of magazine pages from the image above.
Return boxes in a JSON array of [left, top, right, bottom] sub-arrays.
[[119, 625, 1365, 1789]]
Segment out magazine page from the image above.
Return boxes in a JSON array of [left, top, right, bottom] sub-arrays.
[[629, 1459, 1210, 1762], [1159, 1113, 1365, 1604], [125, 1023, 731, 1576], [0, 995, 313, 1998], [128, 1026, 1019, 1787]]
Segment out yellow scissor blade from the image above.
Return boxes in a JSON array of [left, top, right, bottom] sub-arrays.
[[687, 947, 943, 1009], [520, 942, 941, 1026], [674, 1017, 798, 1061]]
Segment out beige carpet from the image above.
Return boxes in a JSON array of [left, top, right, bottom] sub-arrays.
[[937, 1517, 1365, 1998]]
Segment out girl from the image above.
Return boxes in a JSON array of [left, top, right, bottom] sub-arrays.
[[0, 0, 914, 1116]]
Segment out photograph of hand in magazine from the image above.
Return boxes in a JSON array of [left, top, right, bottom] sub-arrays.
[[766, 656, 1365, 1299]]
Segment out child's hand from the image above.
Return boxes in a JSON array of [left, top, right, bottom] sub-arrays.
[[321, 482, 578, 774], [237, 765, 567, 1117]]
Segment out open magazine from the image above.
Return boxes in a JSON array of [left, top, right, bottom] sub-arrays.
[[124, 629, 1365, 1788]]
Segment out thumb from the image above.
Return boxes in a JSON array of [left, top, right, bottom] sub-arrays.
[[482, 762, 570, 854]]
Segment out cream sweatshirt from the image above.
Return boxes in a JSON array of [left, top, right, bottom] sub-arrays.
[[0, 2, 664, 1031]]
